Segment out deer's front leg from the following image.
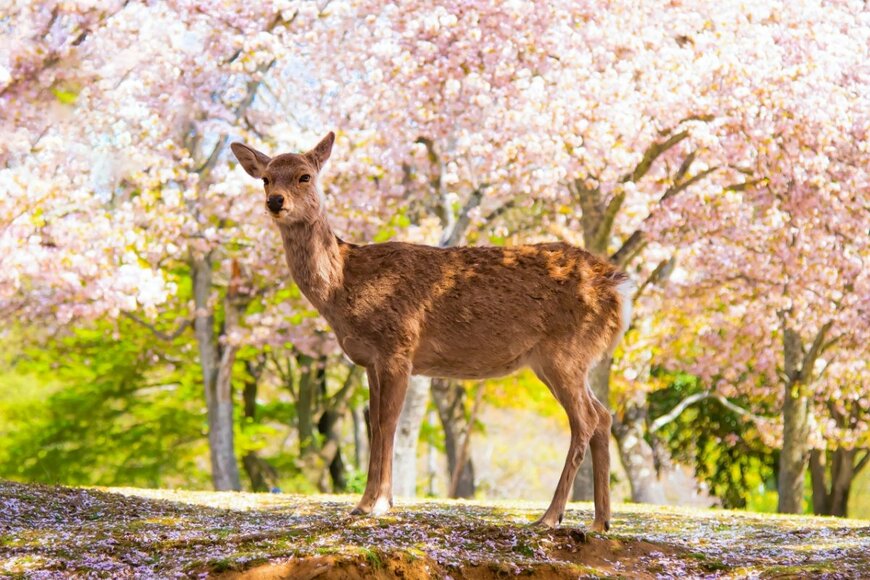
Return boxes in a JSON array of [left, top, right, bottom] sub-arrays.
[[351, 360, 411, 516]]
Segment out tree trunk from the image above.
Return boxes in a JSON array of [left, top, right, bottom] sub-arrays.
[[778, 327, 811, 514], [779, 385, 810, 513], [241, 370, 266, 493], [426, 410, 438, 496], [192, 256, 241, 491], [392, 375, 430, 497], [296, 354, 324, 456], [352, 403, 369, 471], [810, 448, 858, 517], [829, 448, 857, 517], [317, 408, 347, 492], [613, 396, 668, 505], [241, 363, 277, 492], [432, 379, 475, 498], [810, 449, 827, 515]]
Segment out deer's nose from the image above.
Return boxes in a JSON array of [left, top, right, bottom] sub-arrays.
[[267, 194, 284, 213]]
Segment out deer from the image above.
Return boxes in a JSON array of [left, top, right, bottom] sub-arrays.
[[231, 132, 634, 532]]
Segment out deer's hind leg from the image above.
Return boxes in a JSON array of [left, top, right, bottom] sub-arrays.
[[531, 352, 602, 528], [588, 397, 612, 532], [351, 360, 411, 516]]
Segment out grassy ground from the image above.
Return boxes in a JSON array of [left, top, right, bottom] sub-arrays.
[[1, 480, 868, 578]]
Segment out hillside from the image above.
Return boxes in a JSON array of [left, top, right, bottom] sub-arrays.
[[1, 481, 867, 578]]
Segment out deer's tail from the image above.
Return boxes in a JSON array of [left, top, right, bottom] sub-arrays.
[[606, 270, 635, 356]]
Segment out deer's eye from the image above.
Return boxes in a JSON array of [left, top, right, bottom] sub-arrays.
[[262, 177, 270, 186], [299, 174, 311, 183]]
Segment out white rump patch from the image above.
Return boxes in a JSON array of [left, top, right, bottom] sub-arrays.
[[615, 277, 636, 342]]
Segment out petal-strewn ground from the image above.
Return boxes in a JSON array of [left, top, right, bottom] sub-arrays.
[[1, 481, 867, 578]]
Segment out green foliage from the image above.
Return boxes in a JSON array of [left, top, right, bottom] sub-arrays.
[[485, 370, 565, 423], [344, 469, 367, 494], [372, 210, 412, 243], [0, 321, 209, 488], [648, 371, 778, 509]]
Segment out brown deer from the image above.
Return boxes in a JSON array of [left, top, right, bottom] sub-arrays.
[[231, 133, 633, 531]]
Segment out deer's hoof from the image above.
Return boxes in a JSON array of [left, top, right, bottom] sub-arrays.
[[371, 496, 391, 516], [531, 516, 559, 529], [349, 506, 369, 516], [590, 520, 610, 533]]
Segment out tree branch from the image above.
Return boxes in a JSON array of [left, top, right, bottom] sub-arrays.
[[672, 150, 697, 185], [440, 186, 486, 248], [592, 191, 625, 251], [483, 199, 517, 223], [650, 392, 771, 433], [122, 312, 190, 341], [609, 145, 720, 267], [634, 257, 675, 300], [610, 230, 644, 267], [326, 364, 363, 417], [649, 392, 710, 433], [801, 320, 835, 383], [661, 166, 719, 202], [195, 59, 276, 177], [621, 130, 690, 183]]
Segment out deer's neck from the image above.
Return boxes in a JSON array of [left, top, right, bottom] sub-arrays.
[[277, 214, 344, 308]]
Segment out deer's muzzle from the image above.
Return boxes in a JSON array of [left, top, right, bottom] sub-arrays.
[[267, 195, 284, 213]]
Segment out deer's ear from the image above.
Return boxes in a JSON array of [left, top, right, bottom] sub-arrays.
[[306, 132, 335, 169], [230, 142, 271, 178]]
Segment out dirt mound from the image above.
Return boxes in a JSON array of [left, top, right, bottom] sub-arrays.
[[219, 534, 686, 580]]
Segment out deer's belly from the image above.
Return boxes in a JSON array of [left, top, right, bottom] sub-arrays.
[[411, 342, 529, 380]]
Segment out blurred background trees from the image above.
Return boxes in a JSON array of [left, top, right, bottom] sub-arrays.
[[1, 0, 867, 517]]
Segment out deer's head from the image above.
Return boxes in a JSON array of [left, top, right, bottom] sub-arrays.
[[231, 132, 335, 224]]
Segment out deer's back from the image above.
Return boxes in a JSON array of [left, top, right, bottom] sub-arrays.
[[330, 241, 625, 378]]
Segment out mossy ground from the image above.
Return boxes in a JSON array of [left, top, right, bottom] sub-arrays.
[[1, 480, 867, 578]]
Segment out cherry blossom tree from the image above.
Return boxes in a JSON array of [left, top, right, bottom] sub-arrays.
[[648, 0, 869, 512], [295, 0, 868, 505], [0, 1, 346, 490]]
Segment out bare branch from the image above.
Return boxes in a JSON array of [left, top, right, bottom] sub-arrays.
[[610, 230, 644, 267], [122, 311, 190, 341], [649, 391, 771, 433], [440, 186, 487, 248], [634, 257, 675, 300], [483, 199, 517, 223], [713, 394, 771, 425], [855, 450, 870, 476], [649, 392, 711, 433]]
